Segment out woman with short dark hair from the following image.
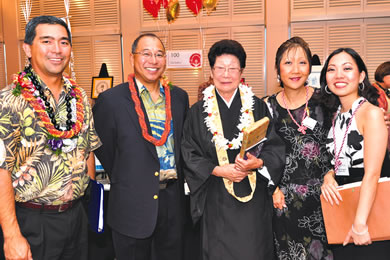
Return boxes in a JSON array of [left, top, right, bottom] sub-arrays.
[[181, 39, 285, 260]]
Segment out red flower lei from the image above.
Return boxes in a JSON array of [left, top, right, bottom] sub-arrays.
[[13, 72, 84, 139], [128, 74, 172, 146]]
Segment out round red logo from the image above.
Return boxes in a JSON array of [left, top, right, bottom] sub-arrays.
[[189, 53, 201, 68]]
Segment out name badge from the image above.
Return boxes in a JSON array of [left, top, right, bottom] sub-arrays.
[[336, 158, 350, 176], [302, 117, 317, 130]]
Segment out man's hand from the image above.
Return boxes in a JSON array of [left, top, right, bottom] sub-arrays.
[[3, 233, 33, 260]]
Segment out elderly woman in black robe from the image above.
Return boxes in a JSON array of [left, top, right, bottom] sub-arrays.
[[181, 39, 285, 260]]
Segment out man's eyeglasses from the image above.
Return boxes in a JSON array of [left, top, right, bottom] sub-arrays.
[[213, 66, 242, 75], [133, 51, 166, 60]]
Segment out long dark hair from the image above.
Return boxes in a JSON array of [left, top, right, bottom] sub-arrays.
[[319, 48, 379, 110]]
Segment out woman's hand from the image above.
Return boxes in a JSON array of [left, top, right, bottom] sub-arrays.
[[343, 224, 372, 246], [235, 153, 263, 172], [321, 170, 342, 205], [272, 187, 286, 209], [212, 164, 249, 183]]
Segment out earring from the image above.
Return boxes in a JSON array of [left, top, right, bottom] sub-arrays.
[[277, 75, 281, 83], [359, 82, 365, 91], [325, 85, 332, 94]]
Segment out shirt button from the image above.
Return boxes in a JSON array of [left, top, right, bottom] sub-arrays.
[[155, 171, 159, 177], [153, 195, 158, 200]]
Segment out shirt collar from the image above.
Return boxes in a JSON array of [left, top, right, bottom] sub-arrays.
[[216, 87, 238, 108], [135, 77, 164, 96], [31, 68, 69, 94]]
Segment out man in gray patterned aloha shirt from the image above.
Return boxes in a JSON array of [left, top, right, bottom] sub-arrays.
[[0, 16, 101, 260]]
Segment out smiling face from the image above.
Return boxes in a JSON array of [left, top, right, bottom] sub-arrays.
[[211, 54, 242, 99], [325, 51, 365, 99], [131, 36, 166, 88], [279, 47, 310, 90], [23, 23, 71, 81]]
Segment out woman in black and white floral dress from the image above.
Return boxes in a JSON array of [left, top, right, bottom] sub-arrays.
[[268, 37, 334, 260], [320, 48, 390, 260]]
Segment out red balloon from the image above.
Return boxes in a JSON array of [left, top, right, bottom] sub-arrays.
[[186, 0, 202, 15], [162, 0, 169, 8], [143, 0, 161, 18]]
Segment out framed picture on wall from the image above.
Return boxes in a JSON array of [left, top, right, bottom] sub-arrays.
[[307, 65, 322, 88], [91, 77, 113, 99]]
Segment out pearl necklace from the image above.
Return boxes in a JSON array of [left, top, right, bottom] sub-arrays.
[[203, 84, 255, 150]]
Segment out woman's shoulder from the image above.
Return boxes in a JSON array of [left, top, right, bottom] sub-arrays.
[[357, 101, 385, 129], [361, 101, 383, 117]]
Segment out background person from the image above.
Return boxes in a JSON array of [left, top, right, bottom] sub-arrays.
[[373, 61, 390, 153], [320, 48, 390, 259]]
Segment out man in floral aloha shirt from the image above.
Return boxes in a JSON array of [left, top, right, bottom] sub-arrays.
[[0, 16, 101, 260]]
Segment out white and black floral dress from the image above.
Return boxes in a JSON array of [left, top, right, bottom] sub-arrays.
[[326, 97, 390, 260], [267, 89, 334, 260]]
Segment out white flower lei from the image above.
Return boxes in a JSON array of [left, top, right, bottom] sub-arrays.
[[203, 83, 255, 150]]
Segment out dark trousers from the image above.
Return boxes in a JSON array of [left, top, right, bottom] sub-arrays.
[[112, 181, 183, 260], [15, 200, 88, 260]]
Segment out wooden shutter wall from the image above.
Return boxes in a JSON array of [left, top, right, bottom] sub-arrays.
[[365, 18, 390, 81], [167, 30, 203, 105], [18, 0, 120, 35], [0, 43, 6, 88], [233, 0, 263, 16], [291, 0, 390, 22], [72, 38, 94, 98], [232, 26, 265, 98], [292, 18, 390, 81], [72, 35, 123, 99], [327, 20, 363, 54], [291, 23, 326, 64]]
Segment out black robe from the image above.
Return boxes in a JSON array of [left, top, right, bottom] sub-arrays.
[[181, 91, 286, 260]]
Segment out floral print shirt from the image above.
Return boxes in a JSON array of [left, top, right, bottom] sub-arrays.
[[0, 73, 101, 205], [136, 79, 177, 181]]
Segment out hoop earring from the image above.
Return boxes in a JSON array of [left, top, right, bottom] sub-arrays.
[[359, 82, 365, 91], [325, 85, 332, 94]]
